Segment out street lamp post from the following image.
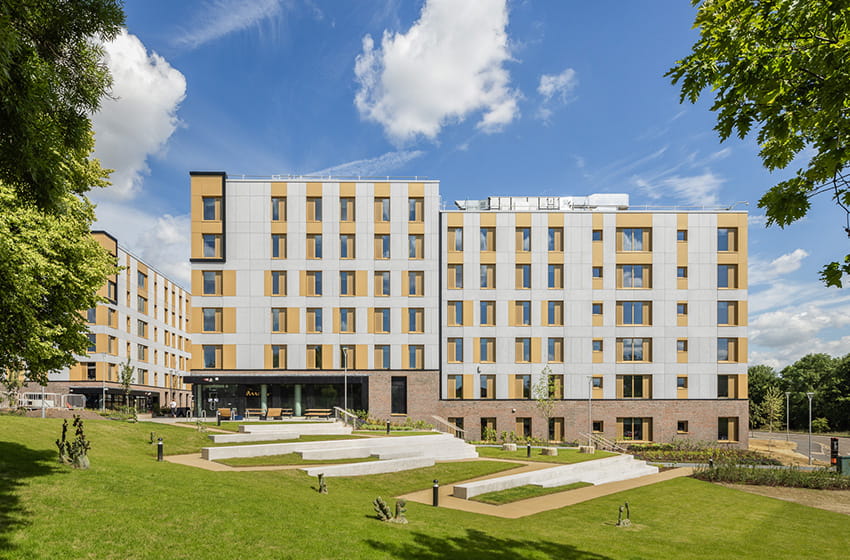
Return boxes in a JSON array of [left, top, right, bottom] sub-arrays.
[[586, 376, 592, 446], [785, 391, 790, 442], [806, 392, 814, 465], [342, 348, 348, 415]]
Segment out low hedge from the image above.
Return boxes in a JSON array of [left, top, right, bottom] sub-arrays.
[[627, 442, 781, 466], [693, 463, 850, 490]]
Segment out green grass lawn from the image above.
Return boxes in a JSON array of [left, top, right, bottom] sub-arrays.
[[204, 434, 367, 447], [185, 420, 332, 432], [471, 482, 592, 505], [2, 415, 849, 559], [353, 430, 438, 437], [476, 446, 616, 464], [215, 453, 380, 467]]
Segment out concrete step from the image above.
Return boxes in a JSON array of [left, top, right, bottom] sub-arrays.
[[300, 447, 373, 460], [300, 457, 435, 477], [239, 423, 351, 434], [374, 450, 424, 460], [209, 432, 299, 443]]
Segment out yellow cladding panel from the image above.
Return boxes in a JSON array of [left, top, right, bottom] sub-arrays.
[[92, 232, 118, 257], [191, 174, 224, 195], [339, 182, 356, 196], [531, 338, 541, 363], [300, 271, 307, 296], [95, 305, 108, 325], [739, 337, 748, 364], [548, 252, 564, 264], [223, 270, 237, 296], [401, 344, 409, 368], [408, 222, 425, 234], [739, 301, 748, 326], [480, 213, 496, 227], [446, 213, 464, 227], [271, 222, 287, 234], [190, 344, 203, 370], [191, 270, 203, 294], [677, 277, 688, 290], [463, 374, 475, 399], [190, 307, 203, 333], [306, 182, 324, 196], [223, 308, 236, 333], [374, 222, 391, 234], [592, 213, 604, 228], [339, 222, 356, 235], [677, 213, 689, 229], [592, 377, 603, 399], [592, 241, 603, 265], [515, 252, 531, 264], [136, 262, 148, 275], [374, 183, 390, 197], [463, 301, 473, 325], [96, 333, 107, 352], [305, 222, 323, 234], [333, 308, 340, 334], [515, 213, 532, 227], [263, 344, 272, 368], [616, 253, 653, 265], [507, 374, 517, 398], [356, 271, 368, 296], [401, 274, 409, 297], [447, 252, 464, 265], [270, 182, 288, 196], [324, 345, 334, 366], [222, 345, 236, 369], [616, 213, 652, 227], [355, 345, 368, 369], [717, 213, 746, 228], [367, 307, 375, 333], [677, 348, 688, 363], [479, 252, 496, 264], [548, 213, 564, 227], [738, 374, 748, 399], [473, 338, 481, 362], [407, 182, 424, 197], [677, 242, 688, 265]]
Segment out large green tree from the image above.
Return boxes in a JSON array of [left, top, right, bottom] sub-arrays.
[[0, 0, 124, 210], [0, 1, 123, 385], [668, 0, 850, 286]]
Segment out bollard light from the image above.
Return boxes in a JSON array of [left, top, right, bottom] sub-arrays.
[[432, 479, 439, 507], [157, 437, 163, 462], [527, 442, 531, 458], [386, 420, 391, 435]]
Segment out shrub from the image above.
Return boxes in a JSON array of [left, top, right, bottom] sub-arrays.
[[693, 463, 850, 490], [812, 417, 830, 433], [626, 441, 781, 466]]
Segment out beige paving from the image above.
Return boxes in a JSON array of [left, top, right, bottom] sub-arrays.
[[399, 465, 694, 519]]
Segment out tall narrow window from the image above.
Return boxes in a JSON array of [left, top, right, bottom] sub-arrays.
[[480, 376, 496, 399], [340, 197, 355, 222], [480, 301, 495, 326], [391, 377, 407, 414], [480, 338, 495, 362], [375, 234, 390, 259], [340, 271, 355, 296], [516, 264, 531, 289], [408, 271, 424, 296], [548, 227, 564, 251], [202, 345, 221, 368], [306, 271, 323, 296], [448, 264, 463, 289], [307, 234, 323, 259], [408, 198, 423, 221], [202, 308, 221, 332], [307, 345, 323, 369], [271, 271, 286, 295], [548, 264, 563, 289], [375, 197, 390, 221], [203, 234, 221, 258], [306, 308, 323, 332], [271, 197, 286, 221], [547, 301, 564, 326], [480, 227, 495, 251], [409, 234, 424, 258], [271, 345, 287, 369], [374, 271, 390, 296], [718, 301, 738, 325], [448, 227, 463, 251], [271, 308, 288, 333], [447, 301, 463, 326], [340, 308, 355, 333], [515, 301, 531, 326], [271, 234, 286, 259], [515, 338, 531, 362], [202, 197, 221, 220], [480, 264, 495, 288], [718, 228, 737, 251], [516, 227, 531, 251], [407, 308, 424, 332], [374, 308, 391, 333], [718, 265, 738, 288], [447, 338, 463, 363], [408, 345, 424, 368], [307, 197, 322, 221], [340, 234, 355, 259], [548, 337, 564, 362], [376, 346, 391, 369]]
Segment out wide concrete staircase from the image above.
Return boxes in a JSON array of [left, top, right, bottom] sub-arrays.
[[208, 421, 352, 443], [452, 454, 657, 499]]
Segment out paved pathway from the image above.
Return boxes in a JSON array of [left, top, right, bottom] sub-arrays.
[[752, 431, 849, 464]]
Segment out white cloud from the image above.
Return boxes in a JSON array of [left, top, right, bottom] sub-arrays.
[[308, 150, 425, 177], [536, 68, 577, 121], [354, 0, 519, 144], [91, 30, 186, 199], [634, 171, 724, 206], [749, 249, 809, 286], [749, 303, 850, 367], [93, 201, 191, 288], [174, 0, 284, 49]]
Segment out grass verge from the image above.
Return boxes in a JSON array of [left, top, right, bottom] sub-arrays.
[[476, 446, 615, 464], [471, 482, 592, 505], [693, 463, 850, 489], [215, 453, 379, 467]]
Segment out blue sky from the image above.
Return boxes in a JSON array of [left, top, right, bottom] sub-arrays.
[[88, 0, 850, 369]]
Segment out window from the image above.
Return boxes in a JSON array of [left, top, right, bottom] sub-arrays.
[[480, 227, 495, 251], [271, 197, 286, 221], [376, 346, 391, 369], [548, 337, 564, 362], [548, 227, 564, 251], [340, 308, 355, 333], [271, 234, 286, 259], [619, 338, 650, 362], [87, 334, 96, 352], [408, 234, 424, 259], [340, 197, 355, 222], [375, 234, 390, 259], [107, 308, 116, 327], [718, 417, 738, 441], [677, 230, 688, 242], [137, 296, 147, 314], [375, 197, 390, 222], [201, 344, 221, 369], [271, 271, 286, 295], [592, 229, 603, 242], [718, 228, 737, 251], [717, 338, 738, 362], [408, 271, 424, 296], [677, 339, 688, 352], [618, 375, 650, 398], [448, 227, 463, 251], [548, 264, 563, 288], [480, 376, 495, 399], [307, 234, 323, 259], [677, 266, 688, 278], [307, 197, 322, 221], [271, 308, 288, 333], [619, 301, 651, 325], [592, 339, 603, 353], [375, 271, 390, 296], [592, 377, 603, 389], [515, 301, 531, 326], [86, 307, 96, 323], [202, 197, 221, 220], [479, 338, 495, 362], [340, 234, 355, 259], [340, 271, 355, 296], [448, 301, 463, 326], [408, 345, 424, 368], [592, 302, 603, 316], [340, 345, 355, 369], [85, 362, 96, 380], [515, 338, 531, 362], [592, 266, 603, 279], [618, 228, 650, 251], [516, 264, 531, 289], [618, 265, 651, 288], [480, 301, 495, 326], [306, 271, 323, 296], [677, 303, 688, 316], [407, 308, 424, 333], [718, 301, 738, 325], [408, 198, 423, 221], [592, 420, 604, 432], [137, 271, 147, 290], [448, 338, 463, 363], [516, 227, 531, 251], [202, 234, 221, 258], [271, 345, 287, 369], [107, 280, 117, 302], [202, 309, 220, 332], [307, 345, 323, 369], [547, 301, 563, 326], [448, 264, 463, 289], [448, 375, 464, 399], [480, 264, 495, 288], [137, 344, 148, 361], [516, 375, 532, 399], [306, 308, 323, 332], [677, 376, 688, 389], [374, 308, 390, 333], [391, 376, 407, 413], [620, 417, 649, 440], [718, 264, 738, 288]]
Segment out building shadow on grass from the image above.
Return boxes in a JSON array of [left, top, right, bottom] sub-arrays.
[[365, 528, 612, 559], [0, 442, 59, 554]]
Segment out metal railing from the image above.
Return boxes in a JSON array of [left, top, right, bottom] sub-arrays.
[[332, 407, 361, 429], [431, 415, 466, 440], [579, 432, 628, 453]]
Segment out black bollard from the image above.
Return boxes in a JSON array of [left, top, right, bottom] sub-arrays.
[[386, 420, 391, 435], [527, 442, 531, 458], [217, 411, 221, 426], [708, 458, 714, 469], [432, 479, 439, 507], [157, 438, 163, 462]]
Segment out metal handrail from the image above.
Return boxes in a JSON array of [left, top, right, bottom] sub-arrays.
[[332, 406, 360, 428], [431, 415, 466, 439], [579, 432, 627, 453]]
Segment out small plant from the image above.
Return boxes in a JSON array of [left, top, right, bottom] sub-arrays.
[[317, 473, 328, 494], [812, 417, 830, 433], [56, 415, 91, 469], [149, 431, 157, 444], [482, 426, 497, 443], [372, 497, 407, 524], [195, 419, 207, 433], [616, 502, 632, 527]]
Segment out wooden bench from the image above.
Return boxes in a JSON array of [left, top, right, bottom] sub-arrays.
[[244, 408, 265, 419], [262, 407, 293, 420], [217, 408, 232, 421], [304, 408, 332, 418]]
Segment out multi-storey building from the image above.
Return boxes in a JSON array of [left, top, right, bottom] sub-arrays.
[[38, 231, 193, 410], [187, 174, 748, 446]]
